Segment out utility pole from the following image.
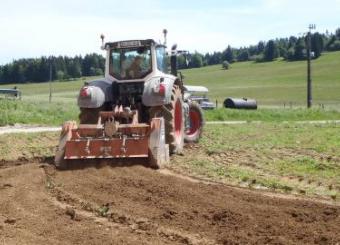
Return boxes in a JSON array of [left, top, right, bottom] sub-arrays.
[[307, 24, 315, 108], [49, 56, 52, 103]]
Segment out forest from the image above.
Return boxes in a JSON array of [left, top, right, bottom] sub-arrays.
[[0, 28, 339, 84]]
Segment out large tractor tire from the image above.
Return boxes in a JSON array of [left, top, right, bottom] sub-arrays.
[[79, 106, 105, 124], [184, 101, 204, 143], [149, 85, 184, 154]]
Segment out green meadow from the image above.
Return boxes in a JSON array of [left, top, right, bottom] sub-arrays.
[[183, 51, 340, 108], [0, 51, 340, 126]]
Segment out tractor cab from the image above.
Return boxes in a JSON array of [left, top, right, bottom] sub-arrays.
[[101, 39, 171, 83]]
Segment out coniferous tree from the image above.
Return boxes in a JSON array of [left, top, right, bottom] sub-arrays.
[[336, 28, 340, 39], [293, 38, 306, 60], [237, 48, 249, 61], [223, 45, 234, 63], [257, 41, 265, 54], [263, 40, 278, 61], [311, 32, 324, 58], [189, 53, 203, 68]]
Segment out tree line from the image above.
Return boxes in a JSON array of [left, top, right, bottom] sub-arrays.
[[1, 28, 340, 84], [0, 54, 105, 84], [178, 27, 340, 69]]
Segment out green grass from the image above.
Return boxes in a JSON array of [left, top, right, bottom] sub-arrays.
[[0, 100, 78, 126], [0, 52, 340, 126], [182, 51, 340, 108], [204, 108, 340, 121], [0, 78, 86, 126], [171, 123, 340, 200]]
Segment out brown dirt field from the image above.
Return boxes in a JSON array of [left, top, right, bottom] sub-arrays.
[[0, 160, 339, 245]]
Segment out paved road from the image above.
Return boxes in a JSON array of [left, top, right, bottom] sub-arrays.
[[0, 125, 60, 135]]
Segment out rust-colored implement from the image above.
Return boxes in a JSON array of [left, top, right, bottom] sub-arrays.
[[55, 107, 169, 169]]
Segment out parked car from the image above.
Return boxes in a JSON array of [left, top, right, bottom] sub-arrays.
[[0, 88, 21, 99], [183, 85, 215, 110]]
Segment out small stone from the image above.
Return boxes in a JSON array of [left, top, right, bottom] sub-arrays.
[[136, 218, 148, 224], [4, 218, 16, 225], [65, 207, 76, 220], [130, 223, 138, 230], [74, 215, 82, 221], [299, 189, 306, 195], [118, 215, 128, 224], [323, 209, 335, 216]]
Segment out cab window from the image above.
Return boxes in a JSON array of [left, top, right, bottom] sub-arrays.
[[110, 47, 152, 80], [156, 46, 168, 73]]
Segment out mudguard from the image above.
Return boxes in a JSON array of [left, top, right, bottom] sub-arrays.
[[77, 78, 113, 108], [142, 76, 175, 106]]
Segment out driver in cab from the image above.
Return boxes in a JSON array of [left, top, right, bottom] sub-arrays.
[[128, 56, 143, 78]]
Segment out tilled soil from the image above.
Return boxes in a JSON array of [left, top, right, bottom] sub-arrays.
[[0, 160, 339, 245]]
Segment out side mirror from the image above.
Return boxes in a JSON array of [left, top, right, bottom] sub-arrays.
[[171, 44, 177, 51]]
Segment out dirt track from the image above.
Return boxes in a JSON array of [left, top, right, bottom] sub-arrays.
[[0, 160, 339, 245]]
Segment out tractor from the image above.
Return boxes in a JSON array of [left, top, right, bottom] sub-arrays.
[[55, 30, 204, 169]]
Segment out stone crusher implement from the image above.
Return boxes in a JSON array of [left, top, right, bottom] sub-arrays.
[[55, 31, 204, 169]]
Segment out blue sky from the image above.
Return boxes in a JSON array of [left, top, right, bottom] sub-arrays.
[[1, 0, 340, 64]]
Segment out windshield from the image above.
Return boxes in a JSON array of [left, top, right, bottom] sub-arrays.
[[109, 47, 152, 80]]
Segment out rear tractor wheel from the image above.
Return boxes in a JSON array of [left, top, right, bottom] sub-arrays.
[[184, 101, 204, 143], [149, 85, 184, 155]]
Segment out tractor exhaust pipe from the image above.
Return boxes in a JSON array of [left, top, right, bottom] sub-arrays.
[[100, 34, 105, 50], [163, 29, 168, 46], [171, 44, 177, 77]]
